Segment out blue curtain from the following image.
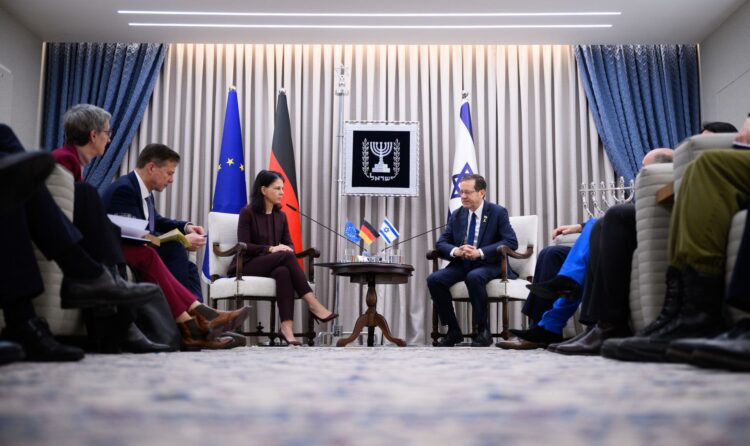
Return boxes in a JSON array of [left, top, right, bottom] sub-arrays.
[[42, 42, 167, 191], [574, 45, 701, 181]]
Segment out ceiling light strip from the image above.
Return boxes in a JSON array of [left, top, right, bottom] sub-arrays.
[[128, 23, 613, 29], [119, 10, 621, 18]]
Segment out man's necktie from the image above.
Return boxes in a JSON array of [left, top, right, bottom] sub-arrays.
[[463, 212, 477, 269], [466, 212, 477, 246], [145, 194, 156, 233]]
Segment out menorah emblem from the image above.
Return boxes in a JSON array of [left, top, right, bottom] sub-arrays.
[[370, 141, 393, 174], [580, 177, 635, 218]]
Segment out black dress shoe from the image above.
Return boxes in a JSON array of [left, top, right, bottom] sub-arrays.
[[436, 327, 464, 347], [61, 269, 161, 309], [667, 319, 750, 370], [547, 325, 593, 352], [509, 325, 563, 345], [471, 327, 493, 347], [0, 150, 55, 212], [120, 323, 174, 353], [526, 276, 581, 300], [553, 322, 632, 355], [3, 317, 84, 362], [0, 340, 25, 365]]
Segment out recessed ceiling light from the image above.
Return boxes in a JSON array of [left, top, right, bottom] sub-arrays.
[[119, 10, 621, 18], [128, 23, 613, 29]]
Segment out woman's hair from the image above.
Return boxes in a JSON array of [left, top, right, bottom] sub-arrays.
[[250, 170, 284, 213]]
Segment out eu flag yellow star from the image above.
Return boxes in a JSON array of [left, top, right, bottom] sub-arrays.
[[239, 164, 244, 171], [227, 158, 234, 166]]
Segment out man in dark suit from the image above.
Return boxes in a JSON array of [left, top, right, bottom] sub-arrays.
[[102, 143, 206, 300], [427, 174, 518, 347]]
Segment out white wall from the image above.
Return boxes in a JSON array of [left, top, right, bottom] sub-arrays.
[[700, 0, 750, 128], [0, 6, 42, 148]]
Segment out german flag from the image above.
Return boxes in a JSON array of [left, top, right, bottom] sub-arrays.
[[268, 91, 302, 266], [359, 220, 379, 245]]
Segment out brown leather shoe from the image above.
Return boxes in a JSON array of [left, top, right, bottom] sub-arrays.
[[495, 337, 547, 350], [188, 306, 252, 337], [178, 320, 234, 350]]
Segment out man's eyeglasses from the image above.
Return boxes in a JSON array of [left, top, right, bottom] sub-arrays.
[[101, 128, 115, 138]]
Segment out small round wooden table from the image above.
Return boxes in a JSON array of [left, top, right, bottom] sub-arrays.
[[317, 262, 413, 347]]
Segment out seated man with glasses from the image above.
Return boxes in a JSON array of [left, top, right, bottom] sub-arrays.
[[426, 174, 518, 347]]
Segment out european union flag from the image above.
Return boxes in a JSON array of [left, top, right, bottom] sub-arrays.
[[202, 88, 248, 282], [344, 220, 361, 244]]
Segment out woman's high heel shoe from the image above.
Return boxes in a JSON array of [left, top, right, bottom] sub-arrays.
[[309, 311, 339, 323], [277, 330, 301, 346]]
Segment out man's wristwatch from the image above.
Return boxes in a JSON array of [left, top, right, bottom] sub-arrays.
[[268, 246, 273, 253]]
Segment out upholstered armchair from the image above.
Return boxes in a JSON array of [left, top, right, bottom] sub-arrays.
[[207, 211, 319, 345], [427, 215, 538, 344]]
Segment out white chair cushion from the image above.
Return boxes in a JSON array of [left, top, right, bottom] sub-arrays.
[[208, 211, 242, 278], [630, 162, 673, 331], [33, 165, 85, 335], [726, 210, 747, 287], [448, 278, 531, 300], [673, 133, 737, 195], [507, 215, 538, 280]]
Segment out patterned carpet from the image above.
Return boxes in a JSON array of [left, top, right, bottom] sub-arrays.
[[1, 346, 749, 446]]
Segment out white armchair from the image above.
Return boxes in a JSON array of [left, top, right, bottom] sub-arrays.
[[0, 165, 85, 335], [428, 215, 538, 343], [629, 133, 747, 330], [207, 211, 319, 345]]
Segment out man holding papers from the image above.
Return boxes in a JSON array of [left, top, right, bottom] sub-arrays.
[[103, 143, 205, 300]]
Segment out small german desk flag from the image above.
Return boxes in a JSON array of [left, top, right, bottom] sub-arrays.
[[359, 220, 379, 245]]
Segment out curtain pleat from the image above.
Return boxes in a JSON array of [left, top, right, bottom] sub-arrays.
[[121, 44, 612, 344], [42, 42, 167, 191], [574, 44, 701, 182]]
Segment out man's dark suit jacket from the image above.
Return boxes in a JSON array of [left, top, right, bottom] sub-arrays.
[[101, 171, 187, 235], [437, 201, 519, 278]]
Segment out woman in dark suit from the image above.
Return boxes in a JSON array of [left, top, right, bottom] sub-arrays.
[[232, 170, 337, 345]]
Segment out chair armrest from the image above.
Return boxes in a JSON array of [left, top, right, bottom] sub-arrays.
[[426, 249, 441, 272], [213, 242, 247, 280], [296, 248, 321, 282], [497, 244, 534, 281]]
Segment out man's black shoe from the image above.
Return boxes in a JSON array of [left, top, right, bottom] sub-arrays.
[[509, 325, 563, 345], [526, 275, 581, 300], [667, 319, 750, 369], [3, 317, 84, 362], [553, 322, 632, 355], [471, 327, 493, 347], [120, 322, 174, 353], [436, 327, 464, 347], [609, 267, 726, 363], [61, 269, 161, 309], [0, 150, 55, 212], [0, 340, 25, 365]]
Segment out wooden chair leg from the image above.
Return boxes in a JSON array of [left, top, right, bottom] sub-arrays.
[[270, 300, 277, 345], [307, 312, 315, 346], [501, 298, 510, 340], [431, 306, 440, 346]]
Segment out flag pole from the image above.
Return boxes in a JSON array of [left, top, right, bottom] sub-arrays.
[[332, 64, 350, 338]]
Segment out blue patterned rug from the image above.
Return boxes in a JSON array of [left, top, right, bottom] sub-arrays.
[[1, 347, 749, 446]]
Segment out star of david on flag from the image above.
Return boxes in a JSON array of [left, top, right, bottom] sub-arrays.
[[448, 95, 478, 214], [378, 217, 400, 245]]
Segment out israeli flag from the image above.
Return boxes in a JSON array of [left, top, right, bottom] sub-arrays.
[[448, 94, 479, 213], [378, 217, 400, 245]]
